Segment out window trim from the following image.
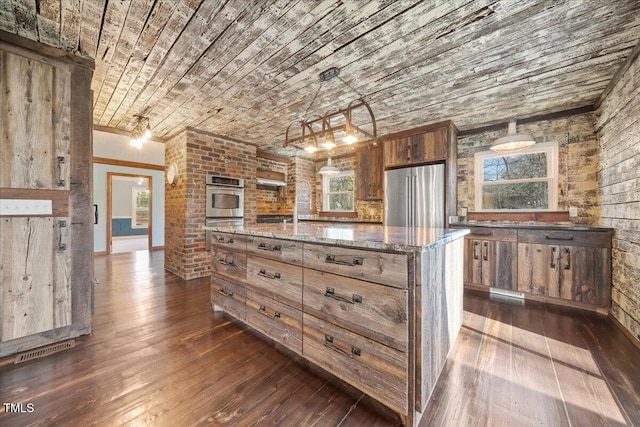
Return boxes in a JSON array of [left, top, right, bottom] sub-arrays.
[[474, 142, 558, 212], [322, 170, 355, 212]]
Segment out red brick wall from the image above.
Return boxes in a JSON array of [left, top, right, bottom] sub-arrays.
[[165, 128, 257, 280]]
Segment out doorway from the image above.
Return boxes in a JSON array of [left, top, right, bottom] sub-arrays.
[[107, 172, 153, 254]]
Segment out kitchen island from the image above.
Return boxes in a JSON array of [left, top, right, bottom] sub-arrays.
[[204, 223, 469, 426]]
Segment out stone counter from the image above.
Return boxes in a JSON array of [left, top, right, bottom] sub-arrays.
[[451, 221, 612, 232], [204, 222, 469, 253]]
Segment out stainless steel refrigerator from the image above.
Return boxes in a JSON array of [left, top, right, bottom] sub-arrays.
[[384, 163, 445, 227]]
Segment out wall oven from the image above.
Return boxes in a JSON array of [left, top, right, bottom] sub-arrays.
[[205, 174, 244, 219]]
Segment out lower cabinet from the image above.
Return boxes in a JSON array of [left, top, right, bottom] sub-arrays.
[[246, 289, 302, 354], [463, 227, 517, 290], [517, 229, 611, 307], [211, 276, 246, 321]]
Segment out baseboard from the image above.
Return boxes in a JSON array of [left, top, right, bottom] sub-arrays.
[[609, 313, 640, 351], [151, 245, 165, 251], [94, 251, 108, 256]]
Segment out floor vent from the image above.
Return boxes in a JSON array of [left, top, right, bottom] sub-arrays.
[[14, 340, 75, 364], [490, 288, 525, 305]]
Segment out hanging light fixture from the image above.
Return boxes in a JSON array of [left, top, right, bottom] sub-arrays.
[[322, 131, 336, 149], [491, 119, 535, 152], [319, 157, 340, 175], [130, 115, 152, 149]]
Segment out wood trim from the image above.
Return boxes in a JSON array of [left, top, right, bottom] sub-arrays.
[[94, 157, 165, 171], [380, 120, 455, 141], [0, 30, 95, 70], [467, 211, 570, 222], [93, 125, 166, 143], [0, 188, 69, 216], [595, 39, 640, 110], [256, 169, 285, 181], [151, 246, 165, 251], [609, 313, 640, 351], [107, 172, 154, 254], [94, 251, 108, 256], [317, 211, 358, 218], [457, 106, 595, 136], [257, 150, 290, 164]]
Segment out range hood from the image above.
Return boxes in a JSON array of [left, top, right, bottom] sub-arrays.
[[257, 177, 287, 186], [256, 169, 286, 187]]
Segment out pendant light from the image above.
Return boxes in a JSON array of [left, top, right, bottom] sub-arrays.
[[319, 157, 340, 175], [490, 119, 535, 152]]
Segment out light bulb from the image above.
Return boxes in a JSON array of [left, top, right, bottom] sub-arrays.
[[305, 145, 318, 154]]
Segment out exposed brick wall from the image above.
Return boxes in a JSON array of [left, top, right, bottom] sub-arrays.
[[256, 157, 288, 215], [596, 52, 640, 342], [456, 112, 600, 225], [165, 128, 257, 280]]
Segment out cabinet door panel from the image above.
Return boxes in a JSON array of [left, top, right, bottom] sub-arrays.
[[464, 238, 482, 285], [560, 246, 610, 306], [484, 240, 518, 290], [0, 52, 71, 190], [383, 138, 409, 168], [1, 217, 71, 341], [517, 243, 559, 296]]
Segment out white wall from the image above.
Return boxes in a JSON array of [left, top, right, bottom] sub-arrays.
[[93, 130, 165, 252]]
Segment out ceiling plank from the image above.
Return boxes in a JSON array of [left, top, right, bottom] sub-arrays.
[[13, 0, 38, 41], [78, 0, 106, 59], [35, 0, 60, 47], [0, 0, 17, 33], [59, 0, 81, 51]]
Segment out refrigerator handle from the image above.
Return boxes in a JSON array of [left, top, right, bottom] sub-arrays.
[[412, 175, 417, 227], [405, 176, 410, 227]]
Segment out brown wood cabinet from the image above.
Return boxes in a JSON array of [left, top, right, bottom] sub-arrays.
[[0, 35, 94, 357], [517, 229, 611, 308], [356, 144, 383, 200], [384, 126, 449, 168], [463, 227, 518, 290]]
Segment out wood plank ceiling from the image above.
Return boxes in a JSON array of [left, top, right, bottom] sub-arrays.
[[1, 0, 639, 156]]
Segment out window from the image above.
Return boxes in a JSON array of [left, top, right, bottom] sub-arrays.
[[322, 170, 354, 212], [475, 142, 558, 211], [132, 187, 150, 228]]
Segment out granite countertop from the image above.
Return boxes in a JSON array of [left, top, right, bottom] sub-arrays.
[[204, 223, 469, 252], [451, 221, 613, 232], [296, 214, 382, 224]]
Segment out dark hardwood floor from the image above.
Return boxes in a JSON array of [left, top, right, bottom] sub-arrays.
[[1, 250, 638, 426]]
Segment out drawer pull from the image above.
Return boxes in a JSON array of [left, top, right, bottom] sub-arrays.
[[471, 231, 492, 236], [473, 241, 479, 260], [482, 241, 489, 261], [324, 334, 361, 358], [257, 242, 281, 252], [258, 269, 281, 280], [218, 287, 234, 297], [57, 220, 67, 251], [324, 287, 362, 304], [217, 255, 235, 266], [563, 247, 571, 270], [325, 255, 363, 266], [217, 236, 234, 244], [550, 246, 557, 269], [545, 235, 574, 241], [57, 156, 66, 187], [258, 305, 280, 319]]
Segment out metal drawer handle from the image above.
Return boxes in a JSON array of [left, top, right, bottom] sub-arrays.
[[257, 242, 281, 252], [57, 220, 67, 251], [218, 287, 233, 297], [258, 269, 281, 280], [471, 231, 492, 236], [482, 241, 489, 261], [258, 305, 280, 319], [325, 255, 363, 266], [324, 334, 361, 358], [545, 235, 574, 241], [57, 156, 66, 187], [473, 241, 479, 260], [217, 236, 234, 244], [217, 255, 235, 266], [324, 287, 362, 304], [550, 246, 557, 269], [564, 247, 571, 270]]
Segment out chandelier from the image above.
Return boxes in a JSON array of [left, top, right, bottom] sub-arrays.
[[284, 68, 377, 153], [129, 115, 152, 149]]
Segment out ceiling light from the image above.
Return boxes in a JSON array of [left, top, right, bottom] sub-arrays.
[[491, 119, 535, 151], [343, 126, 358, 144], [322, 132, 336, 149], [305, 144, 318, 154], [319, 157, 340, 175], [130, 115, 152, 149]]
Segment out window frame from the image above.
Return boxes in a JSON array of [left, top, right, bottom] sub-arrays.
[[322, 170, 355, 212], [474, 142, 559, 212]]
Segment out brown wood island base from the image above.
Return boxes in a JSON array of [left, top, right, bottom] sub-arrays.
[[205, 223, 469, 426]]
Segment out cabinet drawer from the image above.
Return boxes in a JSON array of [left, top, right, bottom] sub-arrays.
[[209, 231, 247, 251], [303, 269, 408, 351], [465, 227, 517, 242], [211, 248, 247, 282], [211, 277, 246, 321], [246, 236, 302, 265], [246, 290, 302, 355], [303, 244, 408, 289], [518, 229, 611, 248], [303, 314, 408, 414], [247, 256, 302, 309]]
